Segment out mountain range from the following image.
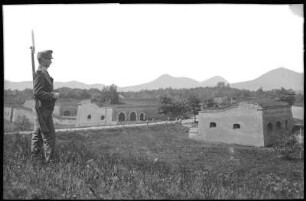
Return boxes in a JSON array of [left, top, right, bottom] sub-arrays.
[[4, 80, 105, 91], [4, 67, 303, 92]]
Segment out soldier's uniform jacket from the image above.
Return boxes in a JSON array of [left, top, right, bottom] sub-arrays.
[[33, 68, 56, 110]]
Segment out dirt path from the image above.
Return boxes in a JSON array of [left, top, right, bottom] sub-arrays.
[[4, 119, 189, 135]]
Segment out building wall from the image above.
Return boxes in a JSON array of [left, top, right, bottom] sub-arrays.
[[112, 105, 165, 122], [4, 107, 13, 122], [262, 106, 293, 146], [76, 102, 113, 127], [22, 99, 75, 116], [53, 116, 76, 126], [12, 107, 34, 124], [292, 106, 304, 120], [198, 103, 264, 147], [59, 105, 77, 116], [23, 99, 35, 109]]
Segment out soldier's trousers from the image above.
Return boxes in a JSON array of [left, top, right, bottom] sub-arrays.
[[31, 107, 56, 163]]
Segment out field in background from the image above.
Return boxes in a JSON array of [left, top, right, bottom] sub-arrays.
[[3, 124, 304, 199]]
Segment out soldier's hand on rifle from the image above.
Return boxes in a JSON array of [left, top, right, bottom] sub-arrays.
[[52, 92, 60, 99]]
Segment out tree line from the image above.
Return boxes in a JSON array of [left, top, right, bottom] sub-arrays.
[[4, 82, 304, 107]]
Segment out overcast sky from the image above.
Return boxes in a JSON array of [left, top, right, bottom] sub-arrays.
[[3, 4, 304, 87]]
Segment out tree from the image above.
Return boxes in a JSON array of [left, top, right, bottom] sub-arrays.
[[158, 95, 188, 119], [186, 94, 201, 122], [171, 100, 189, 119], [204, 98, 217, 108], [91, 84, 120, 105], [276, 88, 296, 106], [217, 81, 226, 88], [158, 95, 173, 116], [100, 84, 119, 104]]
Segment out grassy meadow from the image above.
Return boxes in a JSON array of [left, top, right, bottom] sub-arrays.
[[3, 124, 304, 199]]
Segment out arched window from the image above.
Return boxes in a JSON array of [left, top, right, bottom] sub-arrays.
[[87, 115, 91, 120], [210, 122, 217, 128], [140, 113, 145, 121], [63, 111, 70, 116], [233, 124, 241, 129], [101, 115, 105, 120], [285, 120, 288, 129], [118, 112, 125, 122], [130, 112, 136, 121], [267, 123, 273, 132], [276, 121, 281, 129]]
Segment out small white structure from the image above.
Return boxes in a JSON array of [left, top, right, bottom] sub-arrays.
[[76, 100, 114, 127], [4, 105, 34, 124], [198, 100, 293, 147]]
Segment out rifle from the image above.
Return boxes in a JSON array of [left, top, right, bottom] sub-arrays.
[[30, 30, 35, 81], [30, 30, 49, 133]]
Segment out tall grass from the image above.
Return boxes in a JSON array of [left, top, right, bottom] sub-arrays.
[[3, 124, 304, 199]]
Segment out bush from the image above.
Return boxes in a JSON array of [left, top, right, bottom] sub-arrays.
[[275, 134, 304, 160], [14, 115, 31, 131]]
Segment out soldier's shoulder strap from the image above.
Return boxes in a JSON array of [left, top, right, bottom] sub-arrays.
[[34, 69, 43, 76]]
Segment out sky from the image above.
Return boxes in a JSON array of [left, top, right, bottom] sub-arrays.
[[3, 4, 304, 87]]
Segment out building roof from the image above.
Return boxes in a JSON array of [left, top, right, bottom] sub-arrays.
[[56, 99, 80, 106], [4, 105, 33, 112], [200, 99, 289, 113], [245, 99, 289, 108], [80, 98, 159, 108], [119, 98, 159, 106]]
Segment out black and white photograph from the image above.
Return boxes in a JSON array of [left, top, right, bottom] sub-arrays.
[[3, 3, 304, 199]]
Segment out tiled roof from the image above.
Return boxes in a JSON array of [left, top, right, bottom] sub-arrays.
[[200, 99, 289, 113], [82, 98, 160, 108]]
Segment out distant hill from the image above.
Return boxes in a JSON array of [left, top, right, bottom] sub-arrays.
[[200, 76, 228, 87], [4, 80, 105, 91], [231, 67, 304, 91], [119, 74, 229, 92], [4, 81, 33, 91], [4, 67, 303, 92], [54, 81, 105, 90], [119, 74, 200, 92]]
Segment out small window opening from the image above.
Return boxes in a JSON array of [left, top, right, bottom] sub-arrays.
[[101, 115, 105, 120], [233, 124, 241, 129], [267, 123, 273, 132], [276, 121, 281, 129], [140, 113, 145, 121], [63, 111, 70, 116], [87, 115, 91, 120], [210, 122, 217, 128]]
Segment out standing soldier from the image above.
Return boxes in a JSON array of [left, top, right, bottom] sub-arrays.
[[31, 50, 59, 163]]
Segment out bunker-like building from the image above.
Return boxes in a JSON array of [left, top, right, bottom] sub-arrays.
[[75, 98, 165, 127], [198, 100, 293, 147]]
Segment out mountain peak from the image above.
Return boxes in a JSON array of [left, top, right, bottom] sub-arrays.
[[267, 67, 300, 74], [200, 76, 228, 87], [158, 74, 173, 79], [231, 67, 303, 91]]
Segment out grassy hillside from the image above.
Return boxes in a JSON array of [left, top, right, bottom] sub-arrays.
[[3, 124, 304, 199]]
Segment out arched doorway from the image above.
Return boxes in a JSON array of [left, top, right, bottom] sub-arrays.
[[118, 112, 126, 122], [140, 113, 145, 121], [267, 123, 273, 133], [130, 112, 136, 121]]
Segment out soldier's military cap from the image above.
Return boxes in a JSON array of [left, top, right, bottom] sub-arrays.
[[37, 50, 53, 59]]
